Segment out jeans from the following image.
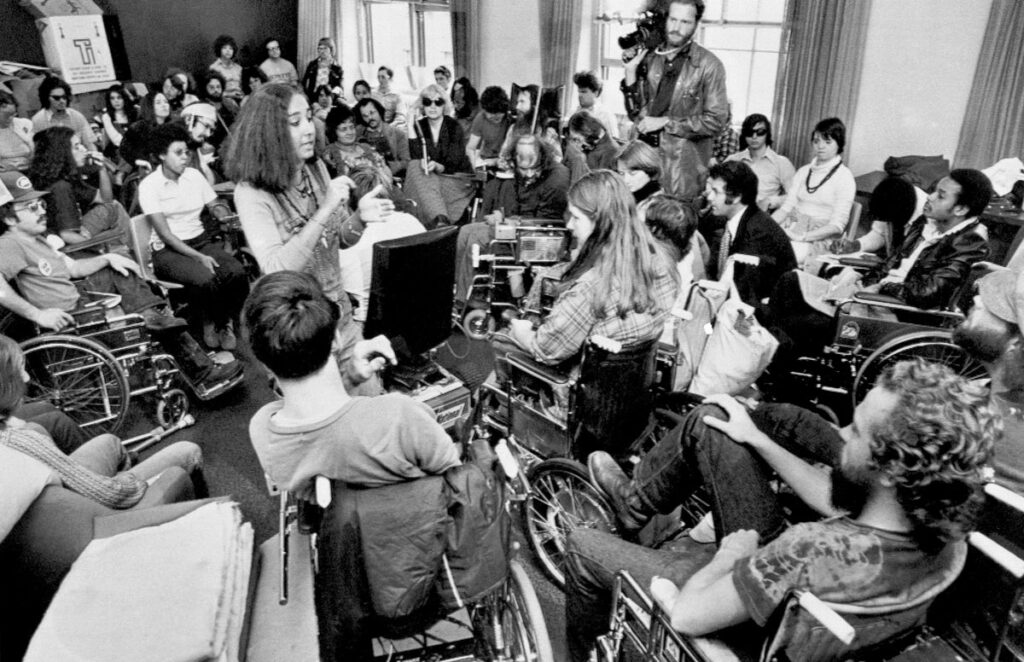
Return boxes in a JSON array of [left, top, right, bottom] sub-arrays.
[[70, 433, 206, 505], [78, 266, 165, 314], [564, 402, 844, 660], [15, 401, 89, 453], [152, 233, 249, 326]]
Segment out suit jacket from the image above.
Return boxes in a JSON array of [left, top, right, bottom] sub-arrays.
[[711, 205, 797, 306]]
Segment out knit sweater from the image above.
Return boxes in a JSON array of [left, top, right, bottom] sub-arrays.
[[0, 427, 146, 508]]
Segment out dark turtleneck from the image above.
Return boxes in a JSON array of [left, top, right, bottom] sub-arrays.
[[633, 180, 662, 204]]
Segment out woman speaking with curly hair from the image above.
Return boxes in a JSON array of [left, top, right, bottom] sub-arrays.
[[225, 83, 395, 394]]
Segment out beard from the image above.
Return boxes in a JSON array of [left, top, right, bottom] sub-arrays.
[[952, 322, 1013, 364], [830, 465, 874, 517]]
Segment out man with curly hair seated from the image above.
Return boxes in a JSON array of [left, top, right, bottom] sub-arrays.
[[568, 359, 998, 660]]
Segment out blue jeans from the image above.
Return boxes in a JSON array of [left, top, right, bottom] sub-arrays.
[[564, 402, 843, 660]]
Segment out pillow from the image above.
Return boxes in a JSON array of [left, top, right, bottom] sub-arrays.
[[0, 445, 60, 543]]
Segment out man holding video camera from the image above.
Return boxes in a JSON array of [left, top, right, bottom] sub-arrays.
[[621, 0, 728, 202]]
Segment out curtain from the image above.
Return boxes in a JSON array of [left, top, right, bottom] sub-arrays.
[[451, 0, 482, 85], [771, 0, 872, 167], [297, 0, 333, 76], [955, 0, 1024, 169], [539, 0, 584, 114]]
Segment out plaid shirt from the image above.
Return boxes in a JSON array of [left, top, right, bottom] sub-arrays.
[[713, 124, 740, 164], [529, 260, 677, 364]]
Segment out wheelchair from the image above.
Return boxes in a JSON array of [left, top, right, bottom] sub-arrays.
[[594, 482, 1024, 662], [263, 443, 554, 662], [17, 295, 188, 435], [462, 218, 572, 340], [783, 286, 986, 425], [471, 333, 666, 589], [15, 287, 244, 436]]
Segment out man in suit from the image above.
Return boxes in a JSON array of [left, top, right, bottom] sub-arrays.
[[704, 160, 796, 306]]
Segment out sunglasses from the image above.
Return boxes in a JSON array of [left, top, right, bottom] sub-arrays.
[[745, 128, 768, 137], [18, 200, 47, 213], [49, 94, 67, 101], [421, 98, 445, 107]]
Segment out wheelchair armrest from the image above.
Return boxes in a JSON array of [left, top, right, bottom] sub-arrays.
[[502, 349, 572, 385], [837, 255, 883, 270], [60, 229, 126, 254], [846, 292, 965, 320]]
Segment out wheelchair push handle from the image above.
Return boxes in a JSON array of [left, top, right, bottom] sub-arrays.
[[796, 591, 856, 645]]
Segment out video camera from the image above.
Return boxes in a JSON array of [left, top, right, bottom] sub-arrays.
[[617, 10, 665, 51]]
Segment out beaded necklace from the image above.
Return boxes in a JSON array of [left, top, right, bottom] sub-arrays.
[[805, 159, 843, 195]]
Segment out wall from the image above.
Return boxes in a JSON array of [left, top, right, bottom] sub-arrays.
[[0, 0, 298, 89], [846, 0, 991, 175]]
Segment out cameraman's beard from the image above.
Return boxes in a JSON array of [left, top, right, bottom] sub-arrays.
[[830, 465, 874, 517]]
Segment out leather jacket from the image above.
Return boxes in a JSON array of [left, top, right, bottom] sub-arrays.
[[875, 216, 989, 309], [620, 41, 728, 198]]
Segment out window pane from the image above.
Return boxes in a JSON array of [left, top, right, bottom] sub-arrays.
[[422, 9, 453, 71], [746, 52, 779, 117], [703, 26, 756, 51], [757, 0, 787, 22], [754, 26, 782, 51], [369, 4, 413, 68], [703, 0, 724, 22], [716, 49, 751, 112], [723, 0, 760, 23]]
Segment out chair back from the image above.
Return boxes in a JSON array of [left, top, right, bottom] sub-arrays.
[[126, 213, 158, 281], [928, 483, 1024, 660], [573, 337, 659, 457], [844, 201, 863, 241]]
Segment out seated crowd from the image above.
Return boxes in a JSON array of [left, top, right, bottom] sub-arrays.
[[1, 3, 1023, 659]]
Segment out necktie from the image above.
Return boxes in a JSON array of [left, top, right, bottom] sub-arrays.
[[718, 228, 732, 278]]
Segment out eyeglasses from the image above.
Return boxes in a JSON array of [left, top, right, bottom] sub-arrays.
[[745, 128, 768, 137], [421, 98, 445, 107], [49, 94, 67, 101], [17, 200, 47, 213]]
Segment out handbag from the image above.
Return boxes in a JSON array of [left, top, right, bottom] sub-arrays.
[[690, 259, 779, 396]]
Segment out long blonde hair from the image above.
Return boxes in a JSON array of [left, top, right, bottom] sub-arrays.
[[565, 170, 676, 317]]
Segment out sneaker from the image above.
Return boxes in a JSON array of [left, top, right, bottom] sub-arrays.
[[142, 307, 188, 332], [218, 323, 237, 351], [203, 321, 220, 349]]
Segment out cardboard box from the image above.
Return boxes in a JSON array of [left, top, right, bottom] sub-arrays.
[[19, 0, 103, 19], [35, 15, 116, 92]]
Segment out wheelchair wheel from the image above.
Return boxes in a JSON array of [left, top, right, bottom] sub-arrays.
[[20, 334, 131, 435], [524, 458, 618, 590], [473, 559, 554, 662], [853, 330, 987, 406], [463, 308, 495, 340], [156, 388, 190, 428]]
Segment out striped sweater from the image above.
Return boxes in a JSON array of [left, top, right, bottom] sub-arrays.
[[0, 427, 146, 509]]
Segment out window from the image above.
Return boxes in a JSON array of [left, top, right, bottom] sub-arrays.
[[595, 0, 786, 125], [362, 0, 453, 88]]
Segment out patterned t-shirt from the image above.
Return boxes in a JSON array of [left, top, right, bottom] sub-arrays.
[[733, 516, 966, 626]]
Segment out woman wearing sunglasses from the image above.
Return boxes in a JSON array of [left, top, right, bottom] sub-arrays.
[[404, 84, 474, 228], [723, 114, 795, 213]]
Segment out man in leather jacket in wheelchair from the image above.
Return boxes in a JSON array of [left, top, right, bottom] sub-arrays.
[[761, 168, 993, 363], [566, 359, 998, 660]]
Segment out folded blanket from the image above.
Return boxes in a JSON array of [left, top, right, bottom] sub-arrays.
[[24, 501, 253, 662]]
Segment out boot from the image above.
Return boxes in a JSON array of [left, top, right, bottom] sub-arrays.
[[587, 451, 650, 536]]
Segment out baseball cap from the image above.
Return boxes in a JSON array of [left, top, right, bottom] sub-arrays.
[[977, 269, 1019, 325], [0, 171, 48, 205], [180, 102, 217, 122]]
